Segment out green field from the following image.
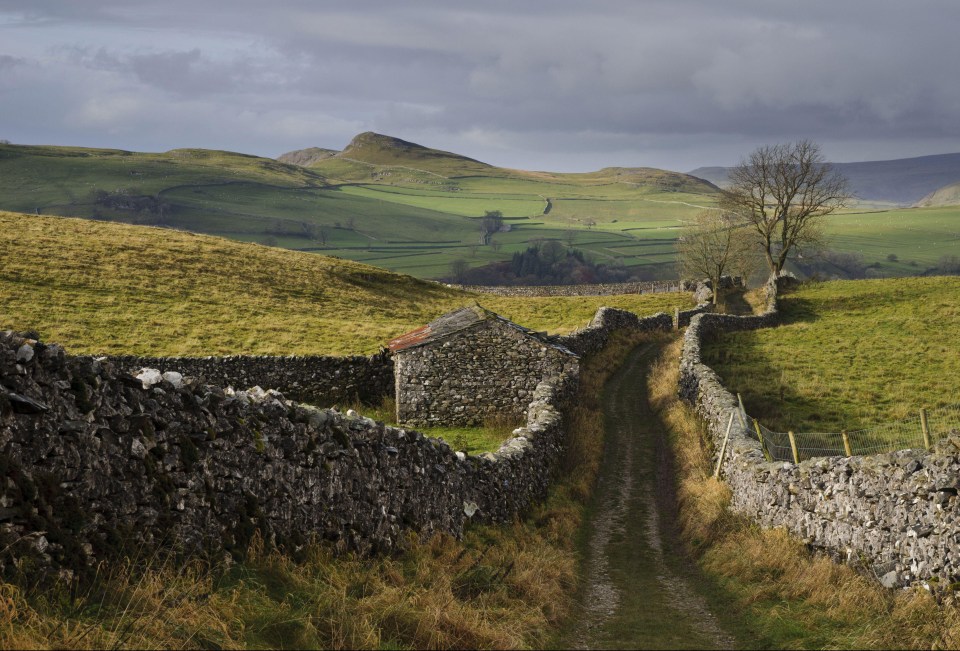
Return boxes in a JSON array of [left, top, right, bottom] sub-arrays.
[[0, 140, 718, 280], [0, 212, 693, 357], [823, 206, 960, 274], [702, 277, 960, 433], [4, 138, 959, 282]]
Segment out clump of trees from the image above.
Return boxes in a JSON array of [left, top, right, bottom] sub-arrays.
[[938, 254, 960, 275], [448, 239, 632, 286], [676, 211, 754, 304]]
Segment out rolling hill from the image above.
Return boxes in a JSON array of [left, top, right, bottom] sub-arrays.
[[0, 135, 720, 280], [2, 134, 956, 283], [689, 152, 960, 205], [0, 211, 693, 356], [914, 180, 960, 207]]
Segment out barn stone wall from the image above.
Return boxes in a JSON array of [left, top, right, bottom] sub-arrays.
[[394, 320, 578, 427]]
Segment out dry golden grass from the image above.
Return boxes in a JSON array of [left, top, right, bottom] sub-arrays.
[[649, 337, 960, 650]]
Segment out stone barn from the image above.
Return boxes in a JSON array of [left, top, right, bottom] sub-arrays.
[[388, 305, 578, 427]]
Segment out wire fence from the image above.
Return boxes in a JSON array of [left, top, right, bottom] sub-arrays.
[[732, 400, 960, 462]]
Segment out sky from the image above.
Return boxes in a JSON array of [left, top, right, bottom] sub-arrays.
[[2, 0, 959, 172]]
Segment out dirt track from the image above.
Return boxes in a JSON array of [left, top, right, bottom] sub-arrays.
[[563, 341, 735, 650]]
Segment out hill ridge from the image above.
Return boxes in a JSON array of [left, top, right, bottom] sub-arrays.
[[689, 152, 960, 205]]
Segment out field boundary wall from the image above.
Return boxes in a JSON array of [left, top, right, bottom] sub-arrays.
[[0, 296, 676, 578], [446, 280, 684, 297], [679, 275, 960, 588], [93, 353, 393, 407]]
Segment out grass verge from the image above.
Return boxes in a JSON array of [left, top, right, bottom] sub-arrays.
[[0, 330, 655, 650], [649, 337, 960, 649]]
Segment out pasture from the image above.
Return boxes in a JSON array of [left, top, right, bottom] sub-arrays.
[[4, 141, 959, 282], [702, 277, 960, 433]]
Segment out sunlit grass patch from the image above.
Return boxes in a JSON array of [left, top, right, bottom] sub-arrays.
[[702, 277, 960, 433]]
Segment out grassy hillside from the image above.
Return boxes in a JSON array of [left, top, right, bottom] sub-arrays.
[[0, 138, 719, 280], [702, 277, 960, 432], [821, 205, 960, 275], [0, 212, 693, 356], [915, 180, 960, 207], [13, 134, 959, 283]]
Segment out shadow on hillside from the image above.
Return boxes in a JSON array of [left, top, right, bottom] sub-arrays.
[[775, 296, 820, 326], [702, 332, 829, 433]]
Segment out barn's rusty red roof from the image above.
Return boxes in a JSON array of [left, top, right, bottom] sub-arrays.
[[387, 305, 575, 355]]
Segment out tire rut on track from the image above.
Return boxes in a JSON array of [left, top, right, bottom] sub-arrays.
[[564, 341, 735, 650]]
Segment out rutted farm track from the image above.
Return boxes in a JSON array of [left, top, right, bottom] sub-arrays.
[[564, 341, 735, 650]]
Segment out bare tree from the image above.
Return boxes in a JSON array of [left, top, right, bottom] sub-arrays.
[[721, 140, 850, 276], [677, 211, 754, 305], [450, 259, 469, 283]]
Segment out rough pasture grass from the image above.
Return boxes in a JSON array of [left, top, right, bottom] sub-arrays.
[[0, 212, 693, 357], [702, 277, 960, 433]]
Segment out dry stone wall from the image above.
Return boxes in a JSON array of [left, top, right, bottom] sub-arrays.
[[0, 330, 576, 580], [679, 276, 960, 588], [98, 353, 393, 407], [446, 280, 683, 297], [395, 320, 578, 427], [551, 307, 673, 357]]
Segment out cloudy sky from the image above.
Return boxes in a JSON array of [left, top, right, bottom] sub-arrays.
[[2, 0, 959, 172]]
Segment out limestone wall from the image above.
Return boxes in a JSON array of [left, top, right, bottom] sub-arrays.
[[394, 320, 578, 427], [678, 276, 960, 588], [552, 307, 673, 357], [0, 330, 576, 578], [99, 352, 393, 407], [446, 280, 683, 297]]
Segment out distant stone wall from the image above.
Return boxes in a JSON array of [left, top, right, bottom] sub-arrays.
[[0, 330, 575, 579], [678, 276, 960, 588], [447, 280, 684, 297], [394, 320, 578, 427], [98, 353, 393, 407]]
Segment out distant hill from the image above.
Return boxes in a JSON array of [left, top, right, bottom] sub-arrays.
[[276, 146, 339, 167], [689, 153, 960, 205], [290, 131, 718, 195], [0, 135, 717, 281], [914, 180, 960, 207], [334, 131, 493, 175], [684, 166, 730, 188]]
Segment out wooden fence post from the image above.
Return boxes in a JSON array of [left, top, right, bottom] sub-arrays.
[[714, 412, 736, 478], [737, 393, 748, 427], [788, 430, 800, 464], [674, 307, 680, 330], [842, 430, 852, 457], [753, 418, 771, 462], [921, 408, 931, 450]]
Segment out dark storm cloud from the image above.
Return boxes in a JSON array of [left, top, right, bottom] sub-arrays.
[[1, 0, 959, 170]]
